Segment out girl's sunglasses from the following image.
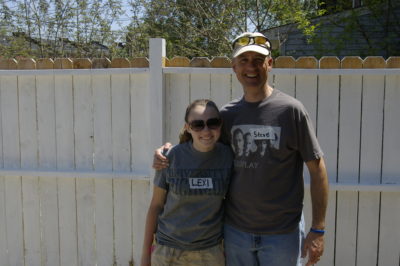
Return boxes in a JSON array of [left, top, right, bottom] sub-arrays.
[[188, 118, 222, 132]]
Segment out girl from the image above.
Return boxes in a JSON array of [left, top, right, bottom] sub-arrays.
[[141, 99, 233, 266]]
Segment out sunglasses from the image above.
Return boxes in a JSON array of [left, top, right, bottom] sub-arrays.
[[232, 36, 271, 50], [188, 118, 222, 132]]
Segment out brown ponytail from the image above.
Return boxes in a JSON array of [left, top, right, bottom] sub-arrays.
[[178, 127, 192, 144]]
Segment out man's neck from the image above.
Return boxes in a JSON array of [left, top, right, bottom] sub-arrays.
[[243, 85, 273, 103]]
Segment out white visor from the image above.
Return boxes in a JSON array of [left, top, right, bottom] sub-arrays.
[[233, 44, 270, 58]]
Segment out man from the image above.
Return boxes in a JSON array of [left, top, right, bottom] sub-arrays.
[[154, 32, 329, 266]]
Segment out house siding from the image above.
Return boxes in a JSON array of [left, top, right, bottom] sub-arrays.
[[266, 5, 400, 58]]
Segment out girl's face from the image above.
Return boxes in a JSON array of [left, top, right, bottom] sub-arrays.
[[186, 105, 221, 152]]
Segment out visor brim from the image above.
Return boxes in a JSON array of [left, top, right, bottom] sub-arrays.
[[232, 45, 270, 58]]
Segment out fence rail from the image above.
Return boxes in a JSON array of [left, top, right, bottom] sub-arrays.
[[0, 41, 399, 266]]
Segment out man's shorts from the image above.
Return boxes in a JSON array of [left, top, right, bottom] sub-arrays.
[[151, 243, 225, 266]]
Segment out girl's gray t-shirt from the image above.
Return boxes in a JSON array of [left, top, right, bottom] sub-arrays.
[[154, 141, 233, 250]]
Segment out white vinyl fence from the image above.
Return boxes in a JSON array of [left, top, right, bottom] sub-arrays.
[[0, 39, 399, 266], [0, 68, 153, 266]]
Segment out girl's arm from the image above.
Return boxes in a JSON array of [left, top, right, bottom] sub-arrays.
[[140, 186, 167, 266]]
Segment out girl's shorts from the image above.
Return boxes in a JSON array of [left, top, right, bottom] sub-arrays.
[[151, 242, 224, 266]]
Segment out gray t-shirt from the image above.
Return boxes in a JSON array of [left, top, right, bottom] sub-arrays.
[[220, 89, 323, 234], [154, 141, 233, 250]]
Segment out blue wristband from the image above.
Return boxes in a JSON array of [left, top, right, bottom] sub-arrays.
[[310, 228, 325, 234]]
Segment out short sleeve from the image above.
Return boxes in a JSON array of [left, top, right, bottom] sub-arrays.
[[296, 105, 324, 162], [153, 147, 174, 189], [153, 169, 168, 189]]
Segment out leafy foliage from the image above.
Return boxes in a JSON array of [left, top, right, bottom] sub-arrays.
[[1, 0, 396, 58], [126, 0, 323, 57], [0, 0, 124, 58]]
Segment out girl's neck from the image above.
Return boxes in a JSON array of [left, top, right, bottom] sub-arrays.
[[192, 141, 216, 153]]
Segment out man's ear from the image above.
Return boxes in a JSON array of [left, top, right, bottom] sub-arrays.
[[232, 65, 236, 73], [266, 57, 273, 71]]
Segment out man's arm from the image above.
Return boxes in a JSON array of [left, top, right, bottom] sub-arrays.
[[308, 157, 329, 229], [302, 157, 329, 266]]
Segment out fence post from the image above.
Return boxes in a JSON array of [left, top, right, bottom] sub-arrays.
[[148, 38, 166, 190]]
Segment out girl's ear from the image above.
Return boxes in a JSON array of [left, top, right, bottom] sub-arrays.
[[184, 123, 191, 134]]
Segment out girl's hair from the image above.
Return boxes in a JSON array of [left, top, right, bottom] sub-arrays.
[[178, 99, 220, 144]]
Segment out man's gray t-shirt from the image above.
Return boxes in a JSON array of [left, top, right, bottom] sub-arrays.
[[220, 89, 323, 234], [154, 141, 233, 250]]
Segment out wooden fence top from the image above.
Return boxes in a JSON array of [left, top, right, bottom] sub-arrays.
[[0, 56, 399, 69]]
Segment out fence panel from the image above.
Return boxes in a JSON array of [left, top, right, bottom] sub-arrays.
[[131, 73, 151, 174], [336, 58, 363, 266], [165, 73, 190, 145], [315, 58, 340, 266], [0, 70, 4, 266], [131, 72, 152, 265], [0, 175, 6, 265], [379, 73, 400, 265], [93, 73, 114, 266], [38, 72, 60, 266], [1, 74, 24, 266], [273, 57, 296, 97], [190, 73, 211, 102], [74, 73, 96, 266], [55, 73, 78, 266], [19, 73, 41, 266], [357, 69, 385, 266], [273, 73, 295, 97], [211, 73, 232, 109], [132, 180, 150, 265], [112, 73, 133, 265]]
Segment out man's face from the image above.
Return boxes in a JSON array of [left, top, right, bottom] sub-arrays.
[[232, 51, 272, 92], [234, 132, 244, 152], [261, 140, 267, 149], [244, 134, 253, 152]]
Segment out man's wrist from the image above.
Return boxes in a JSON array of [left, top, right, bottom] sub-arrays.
[[310, 228, 325, 235]]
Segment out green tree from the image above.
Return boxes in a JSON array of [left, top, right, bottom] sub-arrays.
[[0, 0, 124, 58], [125, 0, 324, 58], [126, 0, 237, 57]]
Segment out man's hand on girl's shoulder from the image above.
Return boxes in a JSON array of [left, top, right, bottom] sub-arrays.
[[152, 142, 172, 170]]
